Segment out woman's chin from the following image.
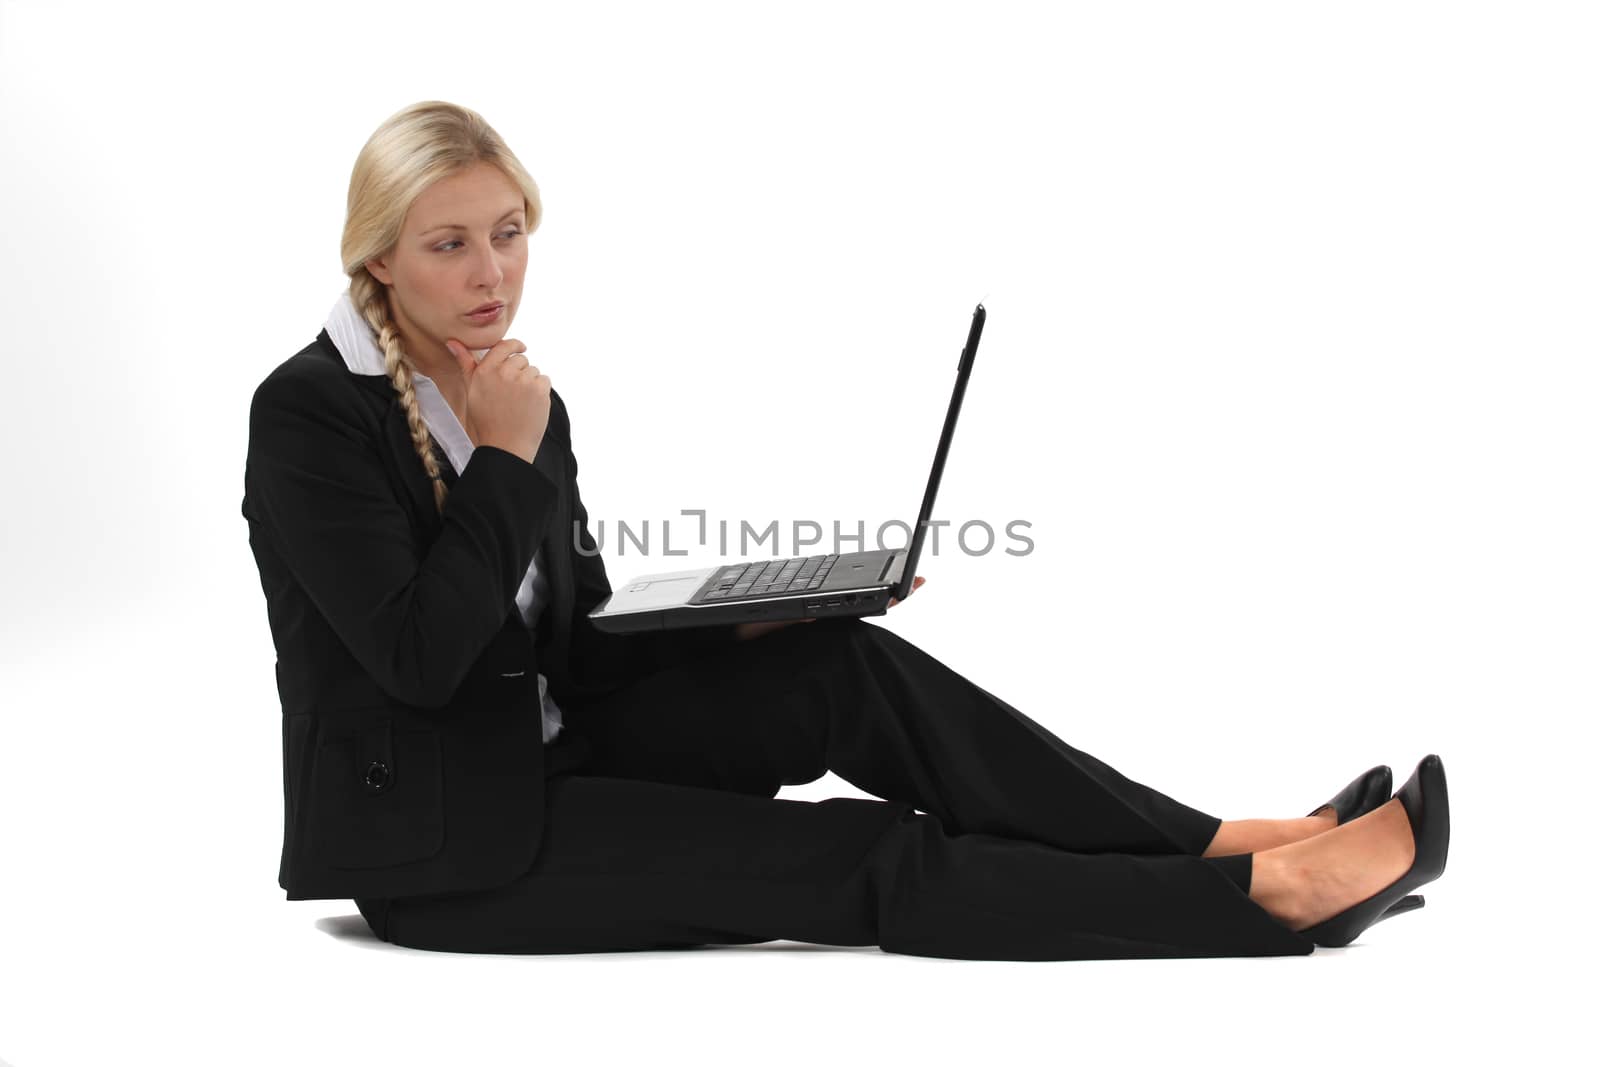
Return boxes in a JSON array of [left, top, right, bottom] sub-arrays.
[[457, 324, 507, 353]]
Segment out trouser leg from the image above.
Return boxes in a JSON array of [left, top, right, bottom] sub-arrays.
[[356, 773, 1310, 961], [568, 617, 1223, 858]]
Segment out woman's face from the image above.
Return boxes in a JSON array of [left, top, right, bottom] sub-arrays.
[[365, 161, 529, 367]]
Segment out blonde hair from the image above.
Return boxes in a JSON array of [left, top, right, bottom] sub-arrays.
[[339, 100, 544, 513]]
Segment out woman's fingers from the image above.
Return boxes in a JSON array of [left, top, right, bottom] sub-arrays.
[[888, 575, 927, 608]]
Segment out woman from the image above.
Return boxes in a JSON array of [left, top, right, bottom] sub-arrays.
[[241, 100, 1448, 960]]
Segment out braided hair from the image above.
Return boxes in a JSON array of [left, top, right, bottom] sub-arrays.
[[349, 269, 450, 512]]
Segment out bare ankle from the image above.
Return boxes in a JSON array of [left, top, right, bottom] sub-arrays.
[[1247, 850, 1313, 928], [1204, 816, 1339, 857]]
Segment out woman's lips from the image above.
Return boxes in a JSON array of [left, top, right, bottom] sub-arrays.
[[465, 303, 504, 323]]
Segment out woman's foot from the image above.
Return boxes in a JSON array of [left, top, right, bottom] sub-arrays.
[[1248, 796, 1417, 931], [1202, 815, 1334, 856], [1307, 764, 1393, 826], [1202, 764, 1393, 856]]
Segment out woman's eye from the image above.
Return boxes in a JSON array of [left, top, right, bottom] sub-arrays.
[[435, 230, 522, 252]]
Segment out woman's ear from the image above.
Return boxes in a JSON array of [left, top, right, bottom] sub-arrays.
[[364, 256, 392, 285]]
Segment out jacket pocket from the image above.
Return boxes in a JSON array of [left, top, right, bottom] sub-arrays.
[[308, 717, 445, 870]]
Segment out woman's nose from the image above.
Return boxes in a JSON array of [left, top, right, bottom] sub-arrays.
[[468, 247, 505, 286]]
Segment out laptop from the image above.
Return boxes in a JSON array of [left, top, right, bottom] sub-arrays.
[[588, 302, 987, 634]]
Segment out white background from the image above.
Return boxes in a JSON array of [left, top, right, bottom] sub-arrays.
[[1, 0, 1594, 1063]]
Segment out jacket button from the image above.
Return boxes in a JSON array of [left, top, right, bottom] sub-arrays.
[[363, 760, 390, 790]]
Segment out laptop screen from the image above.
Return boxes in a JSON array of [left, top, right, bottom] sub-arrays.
[[895, 302, 987, 602]]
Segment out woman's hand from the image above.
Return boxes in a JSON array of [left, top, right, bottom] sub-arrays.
[[887, 575, 926, 608], [732, 576, 926, 641], [444, 337, 551, 464]]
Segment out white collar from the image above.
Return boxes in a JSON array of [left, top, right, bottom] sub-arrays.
[[323, 290, 492, 381], [322, 291, 490, 475]]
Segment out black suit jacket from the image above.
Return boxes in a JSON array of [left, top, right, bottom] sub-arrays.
[[242, 329, 734, 900]]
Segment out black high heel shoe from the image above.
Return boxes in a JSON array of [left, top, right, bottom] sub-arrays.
[[1299, 754, 1450, 948], [1308, 764, 1393, 825], [1309, 765, 1425, 922]]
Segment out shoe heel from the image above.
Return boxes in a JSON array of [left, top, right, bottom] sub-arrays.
[[1377, 894, 1425, 925]]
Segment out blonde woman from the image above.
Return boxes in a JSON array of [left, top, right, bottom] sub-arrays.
[[241, 100, 1448, 959]]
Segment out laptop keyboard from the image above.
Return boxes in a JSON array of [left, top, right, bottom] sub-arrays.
[[698, 554, 839, 601]]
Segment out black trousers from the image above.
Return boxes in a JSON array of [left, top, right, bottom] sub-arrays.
[[354, 617, 1315, 961]]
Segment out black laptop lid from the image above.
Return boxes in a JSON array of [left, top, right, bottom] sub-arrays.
[[894, 302, 986, 602]]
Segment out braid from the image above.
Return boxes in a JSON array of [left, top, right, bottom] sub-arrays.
[[349, 273, 450, 514]]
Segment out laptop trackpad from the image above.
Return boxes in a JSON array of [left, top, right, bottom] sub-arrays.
[[615, 573, 705, 609]]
